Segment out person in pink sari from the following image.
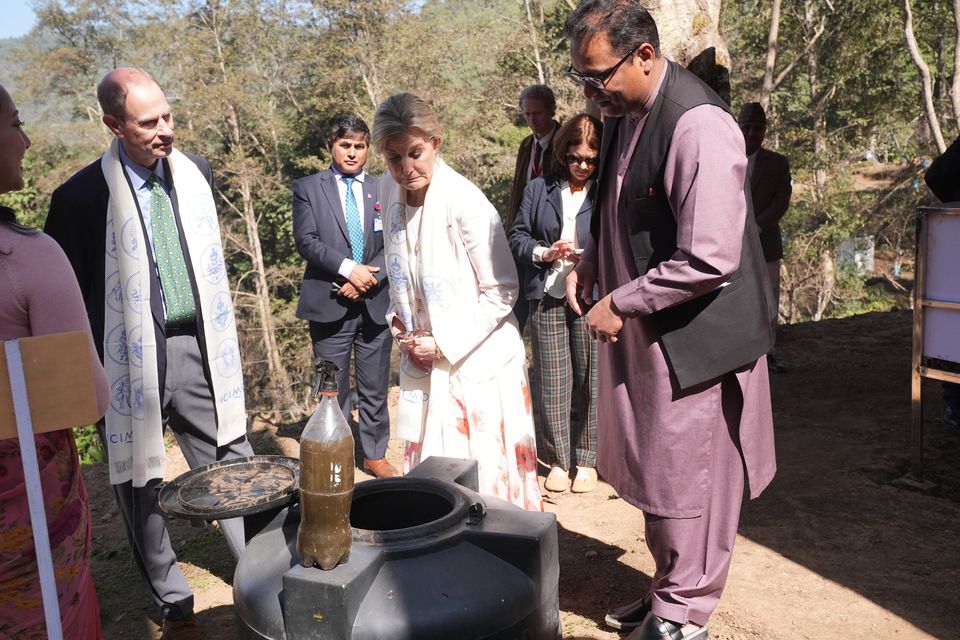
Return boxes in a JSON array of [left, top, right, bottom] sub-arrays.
[[0, 82, 110, 639]]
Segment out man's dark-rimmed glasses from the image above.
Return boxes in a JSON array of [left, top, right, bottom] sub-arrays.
[[565, 45, 640, 90]]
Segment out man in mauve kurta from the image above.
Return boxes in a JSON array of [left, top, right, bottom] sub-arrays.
[[563, 2, 777, 640]]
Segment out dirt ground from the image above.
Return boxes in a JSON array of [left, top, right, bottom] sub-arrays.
[[83, 308, 960, 639]]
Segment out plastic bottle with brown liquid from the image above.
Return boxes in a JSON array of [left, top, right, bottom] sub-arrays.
[[296, 360, 355, 570]]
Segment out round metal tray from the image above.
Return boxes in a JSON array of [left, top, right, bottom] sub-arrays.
[[158, 455, 300, 521]]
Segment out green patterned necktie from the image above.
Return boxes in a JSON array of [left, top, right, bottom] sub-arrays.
[[148, 174, 196, 325]]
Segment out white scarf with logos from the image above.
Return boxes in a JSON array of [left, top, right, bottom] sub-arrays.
[[101, 139, 246, 487], [381, 159, 521, 456], [381, 161, 452, 448]]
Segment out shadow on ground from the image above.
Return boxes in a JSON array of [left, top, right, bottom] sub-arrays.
[[738, 310, 960, 639], [555, 521, 649, 636]]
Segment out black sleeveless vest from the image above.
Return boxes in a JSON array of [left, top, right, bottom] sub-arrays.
[[593, 61, 776, 390]]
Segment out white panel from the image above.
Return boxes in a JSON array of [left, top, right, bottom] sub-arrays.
[[924, 213, 960, 303], [924, 308, 960, 364]]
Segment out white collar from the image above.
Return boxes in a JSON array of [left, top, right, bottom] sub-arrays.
[[119, 143, 167, 189], [535, 125, 557, 148], [331, 166, 366, 183]]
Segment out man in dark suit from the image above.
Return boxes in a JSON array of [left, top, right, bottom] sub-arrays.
[[508, 85, 563, 230], [739, 102, 792, 373], [292, 115, 396, 478], [45, 67, 254, 640], [508, 85, 563, 333]]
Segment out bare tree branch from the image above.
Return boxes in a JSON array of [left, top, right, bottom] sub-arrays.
[[760, 0, 782, 110], [522, 0, 546, 84], [951, 0, 960, 132], [902, 0, 947, 153], [771, 15, 825, 95]]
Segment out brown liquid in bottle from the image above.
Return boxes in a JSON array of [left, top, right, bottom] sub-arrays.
[[297, 383, 355, 570]]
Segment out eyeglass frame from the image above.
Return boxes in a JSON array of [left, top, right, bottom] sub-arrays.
[[565, 44, 642, 90]]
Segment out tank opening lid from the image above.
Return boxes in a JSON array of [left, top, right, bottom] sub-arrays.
[[158, 455, 300, 522]]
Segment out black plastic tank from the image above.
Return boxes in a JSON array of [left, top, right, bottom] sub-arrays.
[[233, 457, 560, 640]]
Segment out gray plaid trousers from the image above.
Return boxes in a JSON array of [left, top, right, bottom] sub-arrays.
[[527, 295, 598, 470]]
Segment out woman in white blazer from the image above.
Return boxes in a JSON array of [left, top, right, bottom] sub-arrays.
[[372, 92, 542, 511]]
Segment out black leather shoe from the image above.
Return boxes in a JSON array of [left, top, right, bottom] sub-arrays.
[[625, 613, 708, 640], [604, 596, 650, 630]]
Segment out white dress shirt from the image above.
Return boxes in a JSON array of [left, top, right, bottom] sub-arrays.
[[331, 166, 367, 279], [532, 180, 590, 298]]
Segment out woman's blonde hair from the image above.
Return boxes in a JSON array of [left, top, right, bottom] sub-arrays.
[[372, 93, 443, 153]]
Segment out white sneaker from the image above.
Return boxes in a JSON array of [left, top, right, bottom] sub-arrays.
[[544, 466, 571, 492], [571, 467, 598, 493]]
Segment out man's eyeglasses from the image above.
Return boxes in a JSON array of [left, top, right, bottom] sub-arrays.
[[565, 45, 640, 90], [565, 154, 598, 167]]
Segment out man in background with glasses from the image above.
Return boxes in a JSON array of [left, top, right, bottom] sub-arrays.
[[562, 2, 777, 639]]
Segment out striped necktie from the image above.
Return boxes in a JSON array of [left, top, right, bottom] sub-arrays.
[[343, 176, 364, 263], [148, 174, 196, 325]]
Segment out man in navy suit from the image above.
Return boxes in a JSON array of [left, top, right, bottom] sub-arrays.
[[292, 115, 396, 477]]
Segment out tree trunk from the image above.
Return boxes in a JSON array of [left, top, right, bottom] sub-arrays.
[[814, 249, 835, 321], [805, 0, 827, 201], [649, 0, 731, 103], [208, 2, 294, 410], [903, 0, 947, 153], [357, 9, 385, 111], [759, 0, 782, 111], [237, 171, 291, 397], [951, 0, 960, 131], [522, 0, 546, 84]]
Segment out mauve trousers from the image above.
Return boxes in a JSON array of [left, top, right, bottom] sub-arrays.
[[643, 374, 746, 627], [528, 296, 598, 471]]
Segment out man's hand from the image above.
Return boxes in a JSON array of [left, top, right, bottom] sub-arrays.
[[337, 282, 361, 301], [585, 293, 624, 343], [566, 260, 597, 316], [348, 264, 380, 293]]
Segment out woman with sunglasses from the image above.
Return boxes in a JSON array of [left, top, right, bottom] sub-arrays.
[[509, 113, 603, 494]]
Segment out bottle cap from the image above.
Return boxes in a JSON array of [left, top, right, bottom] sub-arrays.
[[313, 359, 340, 397]]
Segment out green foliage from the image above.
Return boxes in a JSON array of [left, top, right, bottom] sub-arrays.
[[724, 0, 955, 322], [75, 425, 104, 465], [0, 173, 41, 228], [829, 272, 903, 319]]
